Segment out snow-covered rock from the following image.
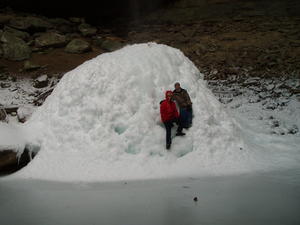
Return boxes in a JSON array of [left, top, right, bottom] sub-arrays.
[[33, 75, 48, 88], [17, 105, 35, 123]]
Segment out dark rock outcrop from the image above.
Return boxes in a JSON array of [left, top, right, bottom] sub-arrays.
[[101, 39, 123, 52], [0, 149, 36, 175], [50, 18, 74, 34], [3, 26, 30, 41], [9, 16, 52, 32], [65, 39, 91, 53], [35, 32, 67, 48], [78, 23, 97, 36], [0, 31, 31, 61]]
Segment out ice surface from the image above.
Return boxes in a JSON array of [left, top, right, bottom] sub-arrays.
[[2, 171, 300, 225], [7, 43, 298, 182]]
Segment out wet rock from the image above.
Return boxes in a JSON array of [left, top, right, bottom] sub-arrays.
[[3, 26, 30, 41], [35, 32, 67, 48], [23, 60, 41, 71], [9, 16, 52, 32], [101, 39, 123, 52], [0, 150, 18, 172], [49, 17, 71, 25], [50, 18, 74, 33], [65, 39, 91, 54], [78, 23, 97, 36], [33, 74, 49, 88], [92, 36, 104, 47], [0, 31, 31, 61], [8, 17, 30, 30], [69, 17, 85, 24], [28, 16, 51, 29], [0, 149, 35, 175]]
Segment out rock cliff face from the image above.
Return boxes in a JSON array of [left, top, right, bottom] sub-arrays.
[[0, 0, 299, 79]]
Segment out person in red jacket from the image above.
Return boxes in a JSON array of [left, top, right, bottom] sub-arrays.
[[160, 90, 185, 150]]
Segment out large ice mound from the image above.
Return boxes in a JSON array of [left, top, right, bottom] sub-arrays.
[[15, 43, 248, 182]]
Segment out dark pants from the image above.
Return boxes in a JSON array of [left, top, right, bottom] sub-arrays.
[[164, 118, 183, 145], [180, 107, 193, 128]]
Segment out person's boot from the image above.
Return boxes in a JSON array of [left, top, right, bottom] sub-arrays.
[[176, 131, 186, 136], [166, 143, 171, 150]]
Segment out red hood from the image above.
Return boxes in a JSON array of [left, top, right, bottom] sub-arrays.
[[165, 90, 173, 99]]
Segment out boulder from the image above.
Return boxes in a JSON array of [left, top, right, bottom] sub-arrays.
[[23, 60, 41, 71], [35, 32, 67, 48], [9, 17, 31, 30], [3, 26, 30, 41], [33, 74, 49, 88], [26, 16, 52, 30], [101, 39, 123, 52], [69, 17, 85, 24], [92, 36, 104, 47], [0, 150, 17, 172], [78, 23, 97, 36], [9, 16, 52, 31], [49, 18, 74, 33], [0, 149, 35, 175], [57, 24, 74, 34], [0, 31, 31, 61], [50, 18, 71, 25], [65, 39, 91, 53]]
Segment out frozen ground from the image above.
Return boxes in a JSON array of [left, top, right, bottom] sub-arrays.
[[1, 170, 300, 225]]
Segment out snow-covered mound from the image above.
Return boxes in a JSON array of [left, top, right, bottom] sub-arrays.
[[14, 43, 249, 182]]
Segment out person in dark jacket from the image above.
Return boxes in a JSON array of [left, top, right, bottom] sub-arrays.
[[172, 82, 193, 128], [160, 90, 185, 150]]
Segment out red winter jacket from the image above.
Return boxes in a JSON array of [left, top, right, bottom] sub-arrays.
[[160, 91, 179, 123]]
